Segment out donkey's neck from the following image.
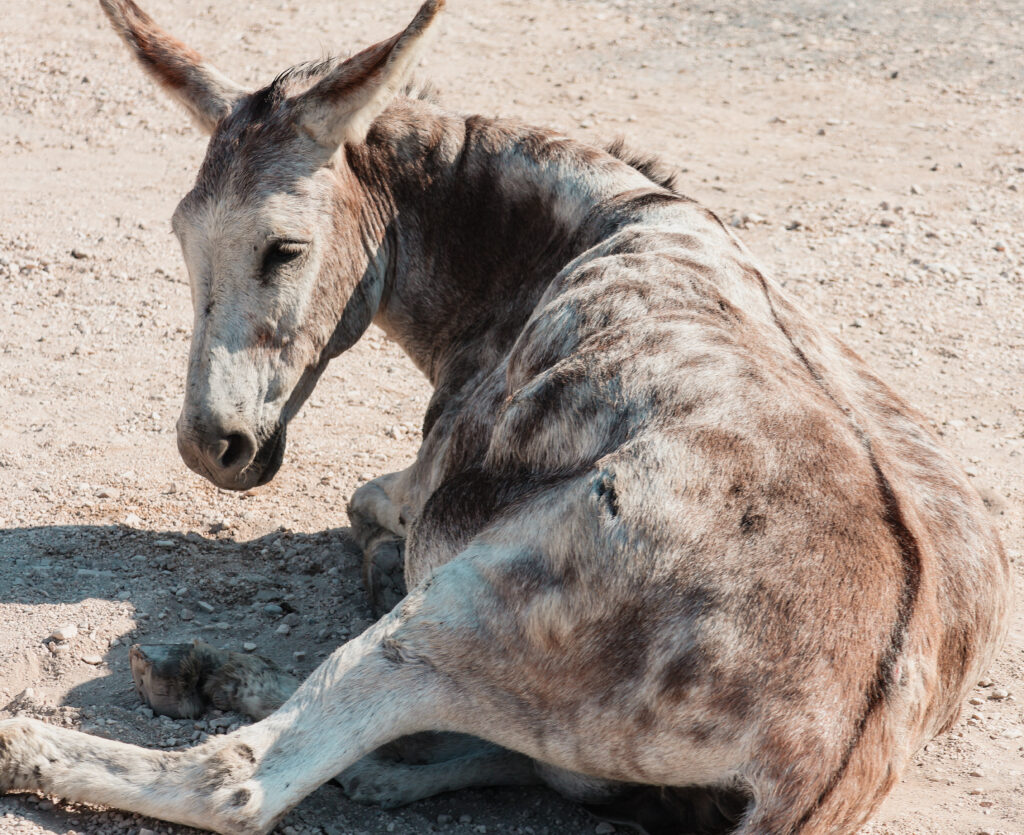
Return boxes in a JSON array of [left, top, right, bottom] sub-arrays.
[[348, 99, 655, 391]]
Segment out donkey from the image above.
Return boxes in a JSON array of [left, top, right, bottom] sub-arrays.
[[0, 1, 1011, 833]]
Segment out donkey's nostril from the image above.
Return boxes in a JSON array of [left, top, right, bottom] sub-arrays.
[[217, 433, 252, 471]]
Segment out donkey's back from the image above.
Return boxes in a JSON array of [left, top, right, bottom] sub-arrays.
[[401, 185, 1011, 831]]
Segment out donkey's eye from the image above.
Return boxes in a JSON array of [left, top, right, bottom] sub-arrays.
[[260, 240, 307, 278]]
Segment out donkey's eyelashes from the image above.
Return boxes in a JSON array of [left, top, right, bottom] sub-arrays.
[[259, 239, 308, 279]]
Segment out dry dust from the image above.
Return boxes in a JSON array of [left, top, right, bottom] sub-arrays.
[[1, 1, 1023, 834]]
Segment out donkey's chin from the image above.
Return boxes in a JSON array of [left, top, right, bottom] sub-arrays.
[[251, 424, 287, 487]]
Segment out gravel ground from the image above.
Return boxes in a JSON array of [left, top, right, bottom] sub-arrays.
[[1, 1, 1022, 833]]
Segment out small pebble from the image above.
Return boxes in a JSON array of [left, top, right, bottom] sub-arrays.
[[81, 654, 104, 665], [180, 608, 194, 621], [276, 623, 292, 635], [988, 689, 1009, 700], [437, 814, 453, 824], [243, 642, 258, 652], [596, 824, 617, 834], [293, 650, 307, 662], [197, 600, 216, 613], [283, 612, 300, 627], [263, 603, 284, 616]]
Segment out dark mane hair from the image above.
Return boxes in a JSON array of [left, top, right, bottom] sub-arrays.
[[605, 137, 683, 195]]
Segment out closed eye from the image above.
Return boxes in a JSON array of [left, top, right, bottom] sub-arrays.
[[260, 239, 308, 279]]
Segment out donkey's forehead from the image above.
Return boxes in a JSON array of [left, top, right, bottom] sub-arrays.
[[195, 118, 313, 195]]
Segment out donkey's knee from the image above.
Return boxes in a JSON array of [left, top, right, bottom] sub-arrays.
[[348, 472, 408, 544]]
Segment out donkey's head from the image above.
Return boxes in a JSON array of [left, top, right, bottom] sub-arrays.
[[100, 0, 443, 489]]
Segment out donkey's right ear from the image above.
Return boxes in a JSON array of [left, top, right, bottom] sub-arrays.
[[99, 0, 245, 133], [295, 0, 445, 151]]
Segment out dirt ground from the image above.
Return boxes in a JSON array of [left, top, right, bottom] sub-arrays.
[[1, 0, 1022, 833]]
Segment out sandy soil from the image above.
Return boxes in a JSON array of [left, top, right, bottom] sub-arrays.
[[1, 0, 1022, 833]]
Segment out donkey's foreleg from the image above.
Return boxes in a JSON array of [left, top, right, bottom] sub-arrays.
[[348, 469, 416, 614], [130, 641, 300, 720], [1, 616, 445, 834]]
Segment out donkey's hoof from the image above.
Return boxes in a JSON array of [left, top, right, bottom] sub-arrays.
[[130, 642, 224, 719], [363, 536, 408, 617]]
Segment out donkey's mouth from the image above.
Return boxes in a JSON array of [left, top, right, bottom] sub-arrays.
[[251, 424, 287, 487]]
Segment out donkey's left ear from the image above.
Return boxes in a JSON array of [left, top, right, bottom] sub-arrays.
[[295, 0, 445, 150]]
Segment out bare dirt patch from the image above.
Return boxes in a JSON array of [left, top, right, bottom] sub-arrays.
[[1, 1, 1022, 833]]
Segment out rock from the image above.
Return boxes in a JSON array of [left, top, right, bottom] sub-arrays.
[[81, 654, 104, 665], [197, 600, 216, 614], [969, 696, 985, 705], [988, 689, 1009, 700], [437, 814, 453, 824], [70, 248, 92, 259], [970, 769, 985, 777], [283, 612, 300, 627], [180, 608, 194, 621], [276, 623, 292, 635], [1001, 728, 1022, 739], [293, 650, 306, 662], [978, 677, 994, 687], [95, 486, 119, 499], [909, 184, 923, 195], [263, 603, 284, 616], [595, 824, 617, 834], [124, 512, 144, 527], [51, 624, 78, 641], [243, 642, 257, 652]]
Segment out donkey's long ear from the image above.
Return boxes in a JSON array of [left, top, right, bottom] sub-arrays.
[[295, 0, 445, 150], [99, 0, 245, 133]]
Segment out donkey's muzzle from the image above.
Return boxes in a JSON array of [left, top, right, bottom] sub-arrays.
[[177, 418, 260, 491]]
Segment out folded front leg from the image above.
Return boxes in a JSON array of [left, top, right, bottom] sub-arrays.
[[348, 470, 415, 615], [130, 641, 300, 720]]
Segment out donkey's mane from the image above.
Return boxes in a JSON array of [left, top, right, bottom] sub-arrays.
[[605, 137, 683, 195]]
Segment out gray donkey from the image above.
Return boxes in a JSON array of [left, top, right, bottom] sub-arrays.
[[0, 1, 1011, 833]]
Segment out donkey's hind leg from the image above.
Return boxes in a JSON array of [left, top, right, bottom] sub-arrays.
[[338, 734, 538, 808]]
